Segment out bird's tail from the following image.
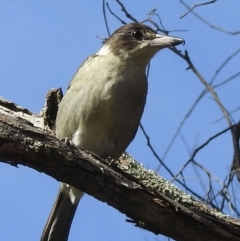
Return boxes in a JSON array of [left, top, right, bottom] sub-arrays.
[[41, 183, 84, 241]]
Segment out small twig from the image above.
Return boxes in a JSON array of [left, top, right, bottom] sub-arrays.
[[213, 106, 240, 124], [180, 0, 240, 35], [192, 159, 225, 194], [184, 50, 233, 127], [139, 124, 169, 173], [148, 9, 165, 31], [142, 9, 188, 35], [213, 71, 240, 89], [172, 125, 234, 181], [142, 18, 167, 34], [145, 9, 166, 33], [211, 48, 240, 84], [115, 0, 138, 23], [161, 88, 206, 161], [106, 2, 127, 25], [192, 162, 208, 196], [180, 0, 217, 18], [102, 0, 111, 37]]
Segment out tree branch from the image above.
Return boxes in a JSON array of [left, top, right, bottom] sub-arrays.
[[0, 96, 240, 241]]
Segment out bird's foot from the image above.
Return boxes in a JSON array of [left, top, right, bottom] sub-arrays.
[[60, 137, 75, 147], [105, 157, 117, 166]]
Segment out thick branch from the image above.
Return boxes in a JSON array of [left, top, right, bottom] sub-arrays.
[[0, 96, 240, 241]]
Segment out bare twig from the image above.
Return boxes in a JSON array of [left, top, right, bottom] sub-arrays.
[[186, 50, 233, 126], [102, 0, 111, 37], [213, 72, 240, 89], [115, 0, 138, 23], [214, 106, 240, 124], [180, 0, 240, 35], [106, 2, 127, 25], [180, 0, 217, 18], [139, 124, 170, 174], [211, 48, 240, 84], [172, 125, 234, 181]]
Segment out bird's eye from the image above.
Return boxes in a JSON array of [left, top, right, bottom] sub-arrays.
[[131, 30, 143, 41]]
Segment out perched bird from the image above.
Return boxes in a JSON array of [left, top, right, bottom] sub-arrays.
[[41, 23, 184, 241]]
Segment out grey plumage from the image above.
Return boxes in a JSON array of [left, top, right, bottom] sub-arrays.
[[41, 23, 184, 241]]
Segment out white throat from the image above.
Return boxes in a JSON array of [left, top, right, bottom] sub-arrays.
[[96, 45, 111, 56]]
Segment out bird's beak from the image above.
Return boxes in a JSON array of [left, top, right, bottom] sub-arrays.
[[150, 34, 185, 48]]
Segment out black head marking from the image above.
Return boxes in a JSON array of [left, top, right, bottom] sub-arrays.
[[105, 23, 157, 55]]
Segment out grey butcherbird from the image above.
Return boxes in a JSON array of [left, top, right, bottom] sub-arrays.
[[41, 23, 184, 241]]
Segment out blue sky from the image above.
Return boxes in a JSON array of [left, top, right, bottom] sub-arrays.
[[0, 1, 239, 241]]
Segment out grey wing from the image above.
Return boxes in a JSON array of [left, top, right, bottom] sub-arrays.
[[56, 55, 98, 139], [67, 55, 97, 90]]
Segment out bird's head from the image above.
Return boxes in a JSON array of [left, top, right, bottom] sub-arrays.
[[97, 23, 184, 68]]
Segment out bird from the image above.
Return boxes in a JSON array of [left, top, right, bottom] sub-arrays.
[[40, 22, 184, 241]]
